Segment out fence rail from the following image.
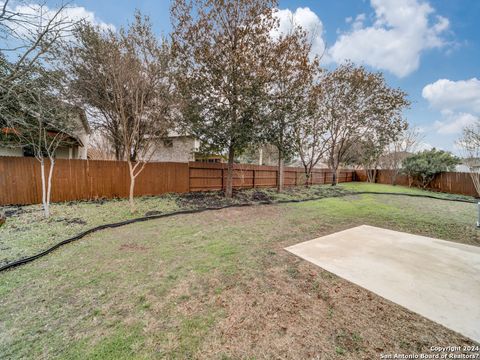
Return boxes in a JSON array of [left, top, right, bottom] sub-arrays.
[[0, 157, 354, 206]]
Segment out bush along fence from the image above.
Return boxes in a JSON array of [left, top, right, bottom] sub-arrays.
[[0, 157, 354, 206], [355, 169, 477, 197]]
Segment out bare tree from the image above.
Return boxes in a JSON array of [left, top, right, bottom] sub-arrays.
[[458, 121, 480, 197], [0, 1, 81, 218], [1, 68, 81, 217], [0, 1, 77, 88], [60, 24, 126, 160], [318, 63, 409, 185], [380, 127, 423, 185], [344, 137, 386, 183], [64, 13, 174, 211], [171, 0, 278, 198], [345, 123, 411, 183], [87, 129, 117, 160]]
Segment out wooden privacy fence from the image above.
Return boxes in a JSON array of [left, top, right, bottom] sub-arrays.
[[355, 169, 478, 197], [188, 162, 354, 191], [0, 157, 354, 205], [0, 157, 189, 206], [1, 157, 476, 205]]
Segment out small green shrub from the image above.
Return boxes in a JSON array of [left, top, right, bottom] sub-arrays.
[[402, 149, 460, 189]]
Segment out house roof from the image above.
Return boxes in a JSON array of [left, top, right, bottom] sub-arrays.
[[75, 107, 90, 135], [1, 126, 84, 147]]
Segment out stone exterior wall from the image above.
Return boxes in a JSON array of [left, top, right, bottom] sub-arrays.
[[149, 136, 198, 163]]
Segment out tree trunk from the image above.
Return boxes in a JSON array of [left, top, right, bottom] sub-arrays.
[[367, 168, 376, 183], [392, 170, 398, 185], [470, 172, 480, 198], [302, 164, 310, 186], [331, 166, 339, 186], [45, 157, 55, 218], [40, 158, 47, 217], [225, 147, 235, 198], [127, 160, 136, 212], [114, 138, 123, 161], [277, 151, 284, 193]]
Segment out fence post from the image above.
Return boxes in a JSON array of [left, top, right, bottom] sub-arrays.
[[187, 163, 191, 192], [221, 167, 224, 191], [253, 169, 256, 189]]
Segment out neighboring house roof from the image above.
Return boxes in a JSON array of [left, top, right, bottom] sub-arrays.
[[75, 107, 90, 135], [1, 127, 84, 147], [1, 106, 89, 148]]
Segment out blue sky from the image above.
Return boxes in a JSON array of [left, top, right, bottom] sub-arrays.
[[40, 0, 480, 153]]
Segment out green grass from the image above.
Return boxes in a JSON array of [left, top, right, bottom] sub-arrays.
[[340, 182, 475, 201], [0, 195, 181, 266], [2, 182, 473, 267], [66, 326, 146, 360], [0, 185, 478, 359]]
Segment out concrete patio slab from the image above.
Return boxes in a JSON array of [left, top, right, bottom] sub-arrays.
[[285, 225, 480, 343]]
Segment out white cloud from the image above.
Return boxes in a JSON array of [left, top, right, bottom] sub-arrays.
[[434, 112, 478, 135], [4, 2, 115, 36], [273, 7, 325, 58], [61, 6, 115, 31], [423, 78, 480, 135], [351, 13, 366, 31], [422, 78, 480, 113], [327, 0, 450, 77]]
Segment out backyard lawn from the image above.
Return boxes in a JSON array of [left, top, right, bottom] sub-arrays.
[[0, 183, 479, 359]]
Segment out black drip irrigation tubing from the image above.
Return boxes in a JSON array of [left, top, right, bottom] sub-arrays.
[[0, 191, 476, 272]]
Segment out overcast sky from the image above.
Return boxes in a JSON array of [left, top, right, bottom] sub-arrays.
[[19, 0, 480, 153]]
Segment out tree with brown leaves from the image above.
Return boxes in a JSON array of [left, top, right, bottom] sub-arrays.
[[318, 63, 409, 185], [380, 127, 423, 185], [293, 81, 330, 185]]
